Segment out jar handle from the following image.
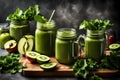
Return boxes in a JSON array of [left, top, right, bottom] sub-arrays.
[[76, 34, 85, 57]]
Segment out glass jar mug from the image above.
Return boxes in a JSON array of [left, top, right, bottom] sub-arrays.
[[79, 30, 106, 61], [55, 28, 79, 65], [9, 21, 30, 42], [35, 21, 56, 56]]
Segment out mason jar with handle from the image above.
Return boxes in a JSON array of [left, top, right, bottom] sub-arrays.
[[78, 30, 106, 61], [55, 28, 79, 65]]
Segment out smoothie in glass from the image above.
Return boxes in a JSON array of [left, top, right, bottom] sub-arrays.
[[35, 21, 56, 56], [85, 30, 105, 61], [9, 21, 30, 42], [55, 28, 78, 65]]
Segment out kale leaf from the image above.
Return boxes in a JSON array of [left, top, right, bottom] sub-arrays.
[[0, 53, 25, 74]]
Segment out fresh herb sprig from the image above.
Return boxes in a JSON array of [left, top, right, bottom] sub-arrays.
[[79, 19, 113, 31], [0, 53, 25, 74], [6, 5, 40, 21]]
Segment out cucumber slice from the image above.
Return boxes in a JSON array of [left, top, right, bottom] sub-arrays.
[[40, 62, 57, 70], [36, 55, 50, 64], [109, 43, 120, 50]]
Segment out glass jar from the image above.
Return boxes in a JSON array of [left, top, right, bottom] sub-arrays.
[[35, 21, 56, 56], [55, 28, 78, 65], [9, 21, 30, 42], [0, 23, 9, 34], [85, 30, 106, 61]]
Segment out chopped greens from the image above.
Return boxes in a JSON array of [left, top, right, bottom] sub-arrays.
[[6, 5, 40, 21], [0, 53, 25, 74], [79, 19, 113, 31]]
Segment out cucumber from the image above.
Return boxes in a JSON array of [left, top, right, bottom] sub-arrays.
[[40, 62, 57, 70], [109, 43, 120, 51]]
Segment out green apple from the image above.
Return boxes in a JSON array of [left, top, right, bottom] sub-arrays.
[[0, 33, 11, 48], [18, 35, 35, 55], [4, 40, 17, 53], [24, 35, 34, 39]]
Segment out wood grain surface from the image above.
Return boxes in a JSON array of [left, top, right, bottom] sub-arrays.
[[19, 51, 120, 77]]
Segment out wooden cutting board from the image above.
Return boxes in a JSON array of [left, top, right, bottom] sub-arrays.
[[19, 51, 120, 77]]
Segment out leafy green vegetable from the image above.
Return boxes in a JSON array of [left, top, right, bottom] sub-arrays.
[[100, 51, 120, 69], [34, 15, 47, 23], [73, 49, 120, 80], [0, 53, 25, 74], [79, 19, 113, 31], [6, 5, 40, 21], [73, 58, 98, 79], [34, 10, 55, 24], [88, 75, 103, 80]]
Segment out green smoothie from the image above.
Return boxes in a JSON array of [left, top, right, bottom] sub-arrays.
[[9, 21, 30, 42], [85, 38, 105, 60], [35, 21, 56, 56], [55, 28, 77, 65], [85, 30, 105, 61]]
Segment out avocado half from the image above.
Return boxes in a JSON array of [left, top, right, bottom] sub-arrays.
[[36, 55, 50, 64], [40, 62, 57, 70], [18, 35, 34, 55]]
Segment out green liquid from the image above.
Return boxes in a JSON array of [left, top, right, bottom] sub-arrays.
[[10, 23, 30, 42], [35, 22, 55, 56], [85, 37, 105, 61], [55, 29, 77, 65], [56, 39, 77, 64]]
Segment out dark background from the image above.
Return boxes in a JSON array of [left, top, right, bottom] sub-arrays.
[[0, 0, 120, 80], [0, 0, 120, 41]]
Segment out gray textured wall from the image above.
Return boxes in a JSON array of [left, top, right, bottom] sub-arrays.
[[0, 0, 120, 41]]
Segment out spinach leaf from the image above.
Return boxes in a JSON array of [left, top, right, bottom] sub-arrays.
[[6, 5, 40, 21], [79, 19, 113, 31], [34, 15, 47, 23]]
